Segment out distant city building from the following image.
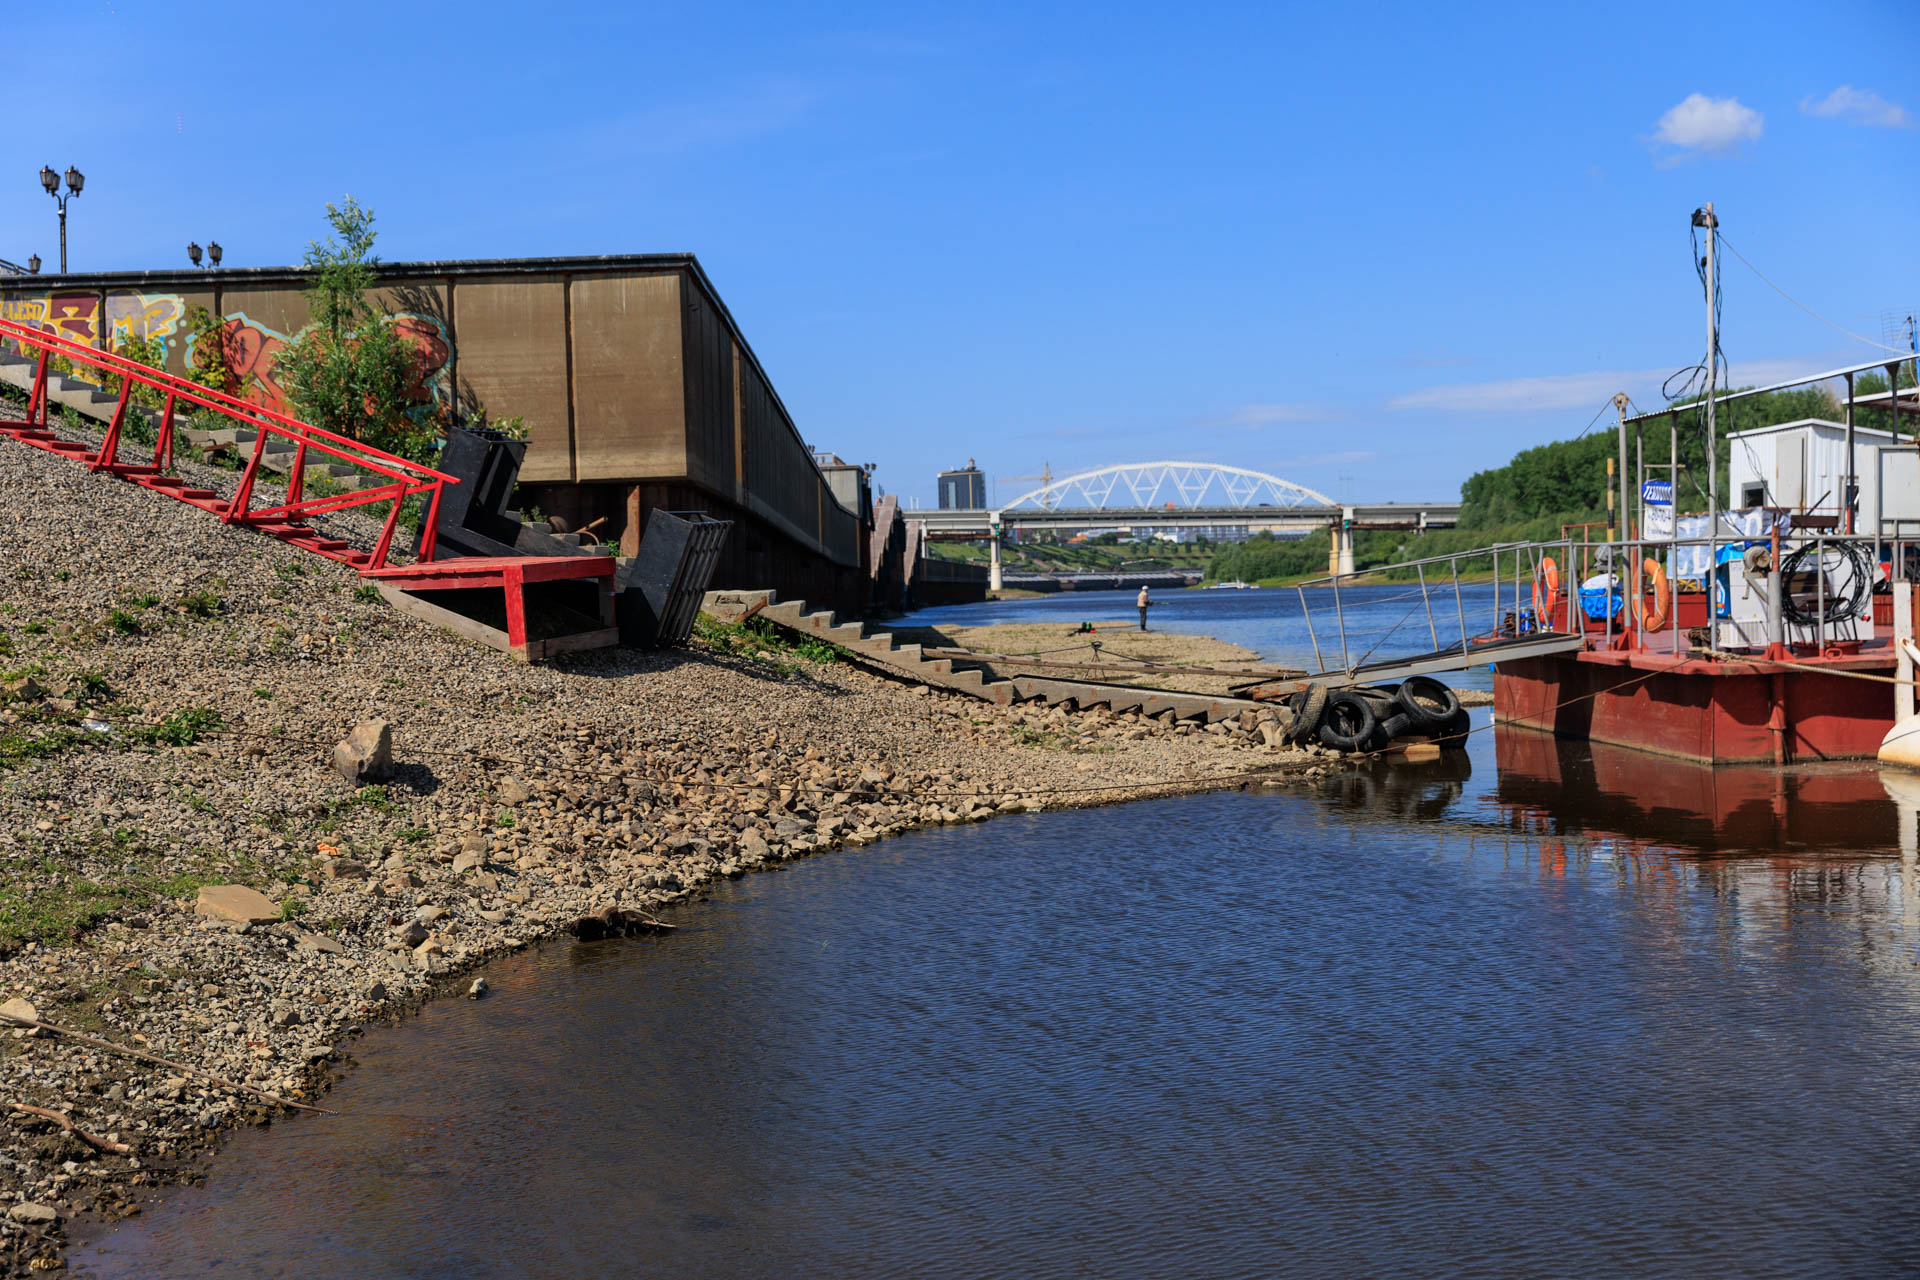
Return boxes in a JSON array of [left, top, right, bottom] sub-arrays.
[[938, 459, 987, 509], [1150, 526, 1256, 544]]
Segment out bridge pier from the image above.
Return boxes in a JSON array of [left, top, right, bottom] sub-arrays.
[[989, 533, 1003, 592], [1328, 512, 1355, 577]]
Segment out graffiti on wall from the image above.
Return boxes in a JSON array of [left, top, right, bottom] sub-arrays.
[[1, 290, 187, 357], [187, 311, 452, 417], [4, 287, 453, 421], [0, 291, 105, 346], [106, 291, 186, 350]]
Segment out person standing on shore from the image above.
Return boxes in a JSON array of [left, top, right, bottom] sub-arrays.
[[1137, 585, 1150, 631]]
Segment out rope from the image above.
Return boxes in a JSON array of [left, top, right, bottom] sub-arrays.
[[1696, 647, 1919, 687]]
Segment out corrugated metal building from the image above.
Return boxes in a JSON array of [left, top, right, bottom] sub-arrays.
[[0, 254, 867, 610], [1729, 418, 1920, 534]]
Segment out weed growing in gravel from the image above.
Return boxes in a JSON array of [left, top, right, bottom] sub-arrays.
[[139, 707, 221, 747], [396, 827, 429, 844], [276, 561, 306, 582], [252, 688, 274, 699], [353, 584, 381, 604], [354, 786, 398, 815], [23, 622, 45, 635], [127, 595, 160, 610], [0, 632, 12, 657], [52, 570, 70, 583], [495, 810, 516, 828], [177, 590, 224, 618], [71, 670, 110, 705], [105, 609, 141, 636]]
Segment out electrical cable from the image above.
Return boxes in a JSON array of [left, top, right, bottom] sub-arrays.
[[1717, 233, 1919, 358], [1778, 539, 1875, 628]]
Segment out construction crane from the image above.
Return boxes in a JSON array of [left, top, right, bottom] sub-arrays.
[[996, 462, 1054, 508]]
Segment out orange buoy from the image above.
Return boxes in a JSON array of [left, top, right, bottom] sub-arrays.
[[1532, 556, 1561, 628], [1635, 556, 1671, 631]]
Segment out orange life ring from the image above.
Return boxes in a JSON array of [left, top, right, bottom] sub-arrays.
[[1532, 556, 1561, 627], [1635, 556, 1671, 631]]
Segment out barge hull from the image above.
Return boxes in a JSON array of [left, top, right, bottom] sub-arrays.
[[1493, 649, 1895, 764]]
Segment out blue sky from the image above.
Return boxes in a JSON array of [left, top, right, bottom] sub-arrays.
[[7, 1, 1918, 508]]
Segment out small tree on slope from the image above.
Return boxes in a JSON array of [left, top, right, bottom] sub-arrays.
[[271, 197, 428, 459]]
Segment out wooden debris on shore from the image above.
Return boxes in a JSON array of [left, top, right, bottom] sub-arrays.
[[567, 905, 676, 941]]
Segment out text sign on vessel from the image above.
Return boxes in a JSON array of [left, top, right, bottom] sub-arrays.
[[1642, 479, 1674, 538]]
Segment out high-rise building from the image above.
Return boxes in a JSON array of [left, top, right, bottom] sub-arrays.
[[938, 459, 987, 509]]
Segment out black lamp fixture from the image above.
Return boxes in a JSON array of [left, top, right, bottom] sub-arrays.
[[188, 240, 225, 269], [38, 164, 84, 273], [187, 242, 202, 267], [26, 254, 40, 275]]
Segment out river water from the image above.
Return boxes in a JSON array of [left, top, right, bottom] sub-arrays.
[[76, 588, 1920, 1278]]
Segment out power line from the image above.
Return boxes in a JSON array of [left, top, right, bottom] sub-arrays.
[[1716, 232, 1916, 358]]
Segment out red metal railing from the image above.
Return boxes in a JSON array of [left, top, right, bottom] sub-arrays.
[[0, 314, 457, 569]]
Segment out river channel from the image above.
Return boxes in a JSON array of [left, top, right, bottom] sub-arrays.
[[76, 588, 1920, 1277]]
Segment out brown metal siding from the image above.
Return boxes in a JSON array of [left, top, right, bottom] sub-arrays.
[[678, 269, 736, 500], [450, 277, 574, 482], [569, 272, 685, 481]]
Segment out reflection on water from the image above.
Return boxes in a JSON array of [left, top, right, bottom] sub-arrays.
[[79, 728, 1920, 1279]]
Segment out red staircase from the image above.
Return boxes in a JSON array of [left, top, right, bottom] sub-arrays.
[[0, 313, 455, 570]]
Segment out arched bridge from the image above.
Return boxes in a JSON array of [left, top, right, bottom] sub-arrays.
[[910, 461, 1459, 584], [1001, 461, 1336, 512]]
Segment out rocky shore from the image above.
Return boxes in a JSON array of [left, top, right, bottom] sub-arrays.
[[0, 434, 1331, 1272]]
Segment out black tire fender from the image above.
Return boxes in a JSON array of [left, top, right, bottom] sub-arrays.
[[1433, 706, 1473, 749], [1286, 684, 1329, 743], [1317, 690, 1378, 752], [1395, 676, 1462, 729]]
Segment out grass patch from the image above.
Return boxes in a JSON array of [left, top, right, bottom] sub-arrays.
[[692, 615, 842, 674], [353, 584, 381, 604], [105, 609, 141, 636], [0, 726, 90, 770]]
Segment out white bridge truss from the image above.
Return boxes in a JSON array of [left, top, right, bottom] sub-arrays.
[[1000, 461, 1335, 513]]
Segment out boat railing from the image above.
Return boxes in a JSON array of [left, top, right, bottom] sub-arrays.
[[1290, 528, 1910, 680]]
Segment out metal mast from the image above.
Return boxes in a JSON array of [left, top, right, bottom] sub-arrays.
[[1695, 202, 1719, 651]]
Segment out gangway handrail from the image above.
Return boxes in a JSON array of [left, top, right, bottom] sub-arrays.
[[1289, 528, 1907, 679], [0, 313, 457, 567]]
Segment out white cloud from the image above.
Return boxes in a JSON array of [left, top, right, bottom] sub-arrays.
[[1211, 403, 1323, 428], [1390, 356, 1845, 415], [1390, 370, 1641, 414], [1651, 93, 1763, 157], [1800, 85, 1914, 129]]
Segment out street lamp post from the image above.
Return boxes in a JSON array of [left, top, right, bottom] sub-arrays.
[[38, 165, 84, 273]]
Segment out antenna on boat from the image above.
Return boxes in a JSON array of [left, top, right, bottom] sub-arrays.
[[1692, 202, 1720, 651]]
